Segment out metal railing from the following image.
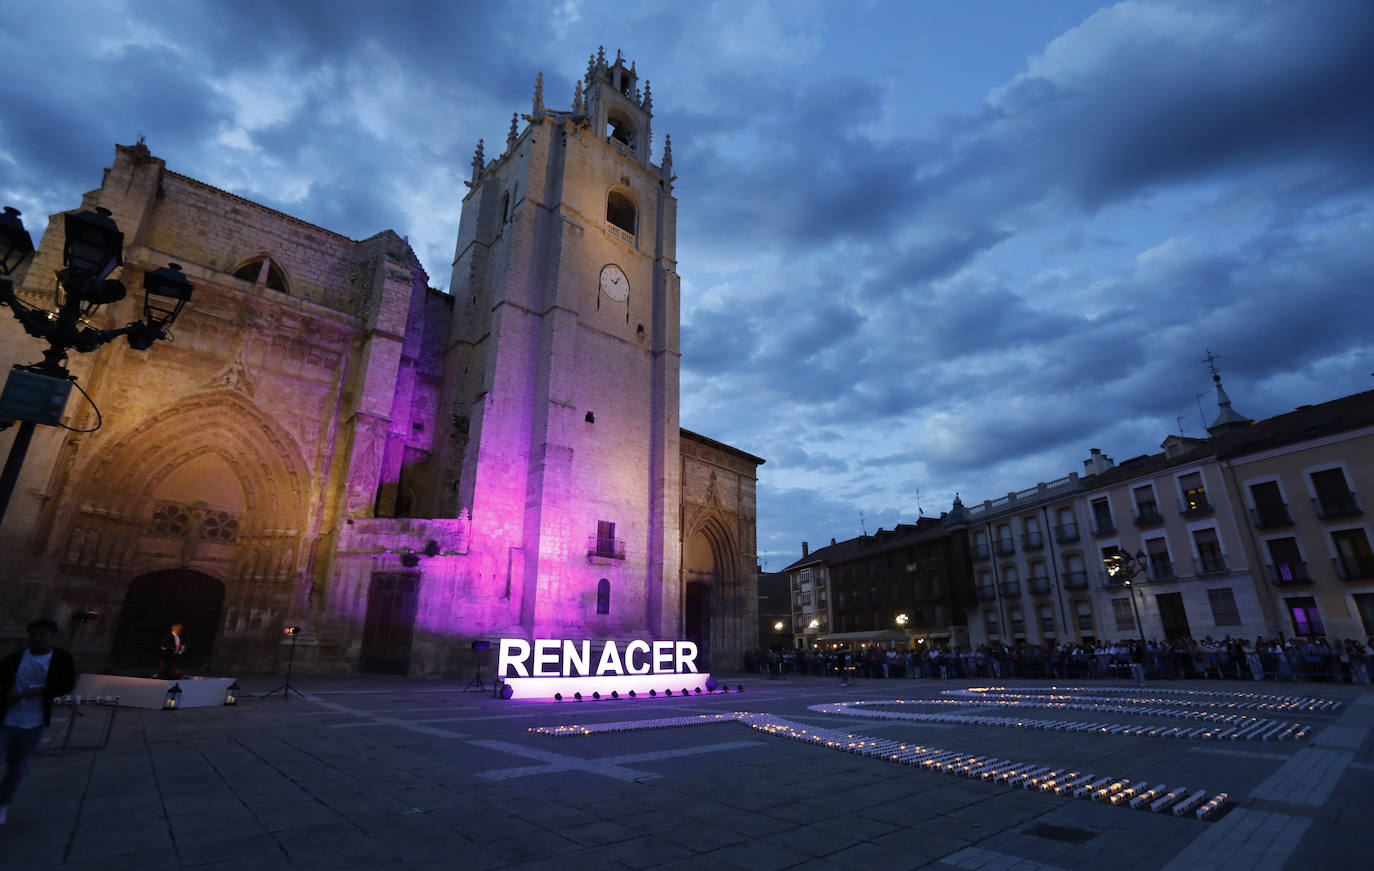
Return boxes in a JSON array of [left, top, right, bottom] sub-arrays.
[[1055, 523, 1079, 543], [1028, 576, 1052, 596], [1250, 505, 1293, 528], [998, 579, 1021, 598], [1312, 491, 1363, 519], [1062, 570, 1089, 590], [1133, 505, 1164, 527], [1333, 554, 1374, 581], [586, 536, 626, 560], [1021, 530, 1044, 551], [1195, 553, 1228, 574], [1148, 559, 1176, 581], [994, 539, 1016, 557], [1268, 561, 1311, 585]]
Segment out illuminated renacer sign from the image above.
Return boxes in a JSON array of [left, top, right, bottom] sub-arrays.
[[497, 638, 712, 700]]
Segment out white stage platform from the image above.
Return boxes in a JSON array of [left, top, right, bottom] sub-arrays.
[[74, 674, 236, 709]]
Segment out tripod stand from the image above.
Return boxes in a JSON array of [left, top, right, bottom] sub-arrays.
[[464, 644, 487, 693], [263, 627, 305, 701]]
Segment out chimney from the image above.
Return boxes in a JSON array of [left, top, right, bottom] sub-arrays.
[[1082, 448, 1115, 476], [830, 537, 836, 546], [801, 541, 809, 557]]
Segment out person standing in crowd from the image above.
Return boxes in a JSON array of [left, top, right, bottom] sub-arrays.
[[158, 622, 186, 679], [1, 619, 78, 826]]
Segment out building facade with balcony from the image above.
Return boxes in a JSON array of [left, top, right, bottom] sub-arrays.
[[783, 518, 973, 649], [1074, 439, 1269, 643], [1215, 390, 1374, 640], [947, 476, 1101, 648]]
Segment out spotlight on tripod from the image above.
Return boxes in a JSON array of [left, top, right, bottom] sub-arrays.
[[262, 626, 306, 701]]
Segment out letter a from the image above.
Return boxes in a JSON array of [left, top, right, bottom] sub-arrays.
[[596, 640, 624, 675]]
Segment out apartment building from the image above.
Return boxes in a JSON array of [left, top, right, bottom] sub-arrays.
[[784, 518, 973, 648]]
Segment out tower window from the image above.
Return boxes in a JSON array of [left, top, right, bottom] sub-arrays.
[[597, 579, 611, 615], [232, 256, 289, 294], [606, 190, 636, 238], [607, 110, 636, 150]]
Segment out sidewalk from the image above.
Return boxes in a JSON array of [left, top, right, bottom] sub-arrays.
[[3, 673, 1369, 870]]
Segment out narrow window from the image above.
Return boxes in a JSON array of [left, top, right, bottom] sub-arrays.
[[596, 578, 610, 614]]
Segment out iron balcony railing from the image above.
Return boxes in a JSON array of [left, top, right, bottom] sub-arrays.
[[1133, 504, 1164, 527], [1250, 505, 1293, 529], [998, 580, 1021, 598], [1021, 530, 1044, 551], [994, 539, 1016, 557], [972, 542, 991, 561], [1148, 559, 1176, 581], [1062, 570, 1089, 590], [1195, 553, 1228, 575], [1268, 562, 1311, 586], [1333, 554, 1374, 581], [1028, 576, 1052, 596], [1312, 491, 1363, 520], [587, 536, 626, 560], [1091, 518, 1116, 536], [975, 585, 998, 602], [1055, 523, 1079, 544]]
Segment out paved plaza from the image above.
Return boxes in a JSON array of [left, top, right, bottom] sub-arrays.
[[3, 672, 1370, 870]]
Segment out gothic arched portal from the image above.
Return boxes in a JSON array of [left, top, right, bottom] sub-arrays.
[[110, 569, 226, 673], [682, 514, 741, 671]]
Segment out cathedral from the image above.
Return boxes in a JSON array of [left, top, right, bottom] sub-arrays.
[[0, 50, 763, 677]]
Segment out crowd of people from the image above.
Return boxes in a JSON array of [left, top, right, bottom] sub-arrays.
[[747, 635, 1374, 685]]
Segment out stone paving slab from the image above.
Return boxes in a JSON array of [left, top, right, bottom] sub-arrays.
[[1, 673, 1369, 869]]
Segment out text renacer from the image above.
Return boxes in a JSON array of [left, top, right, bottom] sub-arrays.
[[498, 639, 700, 678]]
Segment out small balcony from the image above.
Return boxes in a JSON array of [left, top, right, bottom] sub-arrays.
[[1133, 504, 1164, 527], [1268, 562, 1311, 586], [1028, 575, 1052, 596], [1312, 492, 1363, 520], [1250, 505, 1293, 529], [975, 584, 998, 602], [1055, 523, 1079, 544], [1091, 518, 1116, 536], [1333, 554, 1374, 581], [994, 539, 1016, 558], [998, 579, 1021, 598], [587, 536, 626, 561], [1021, 531, 1044, 551], [1148, 559, 1176, 581], [1194, 554, 1228, 575], [1180, 496, 1214, 519], [972, 542, 991, 561], [1062, 570, 1089, 591]]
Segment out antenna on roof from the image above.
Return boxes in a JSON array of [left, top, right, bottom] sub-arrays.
[[916, 487, 924, 517], [1176, 415, 1186, 436], [859, 511, 867, 536], [1194, 393, 1207, 432]]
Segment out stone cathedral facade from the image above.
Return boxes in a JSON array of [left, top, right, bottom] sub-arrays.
[[0, 50, 762, 676]]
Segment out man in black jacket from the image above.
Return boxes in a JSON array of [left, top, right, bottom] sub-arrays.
[[1, 619, 78, 826]]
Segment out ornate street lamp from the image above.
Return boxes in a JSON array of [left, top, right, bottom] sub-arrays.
[[1104, 549, 1149, 640], [0, 206, 193, 525]]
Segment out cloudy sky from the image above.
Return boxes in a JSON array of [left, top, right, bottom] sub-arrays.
[[3, 1, 1372, 567]]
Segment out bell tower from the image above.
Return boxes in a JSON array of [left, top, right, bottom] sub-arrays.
[[438, 48, 682, 643]]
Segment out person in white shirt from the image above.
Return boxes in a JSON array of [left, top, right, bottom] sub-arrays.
[[158, 623, 187, 679], [1, 619, 78, 826]]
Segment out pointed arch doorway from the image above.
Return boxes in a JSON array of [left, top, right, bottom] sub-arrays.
[[110, 570, 225, 674], [684, 516, 739, 672]]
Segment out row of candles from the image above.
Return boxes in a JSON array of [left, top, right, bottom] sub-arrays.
[[960, 686, 1338, 712], [815, 696, 1314, 740], [530, 708, 1229, 821]]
